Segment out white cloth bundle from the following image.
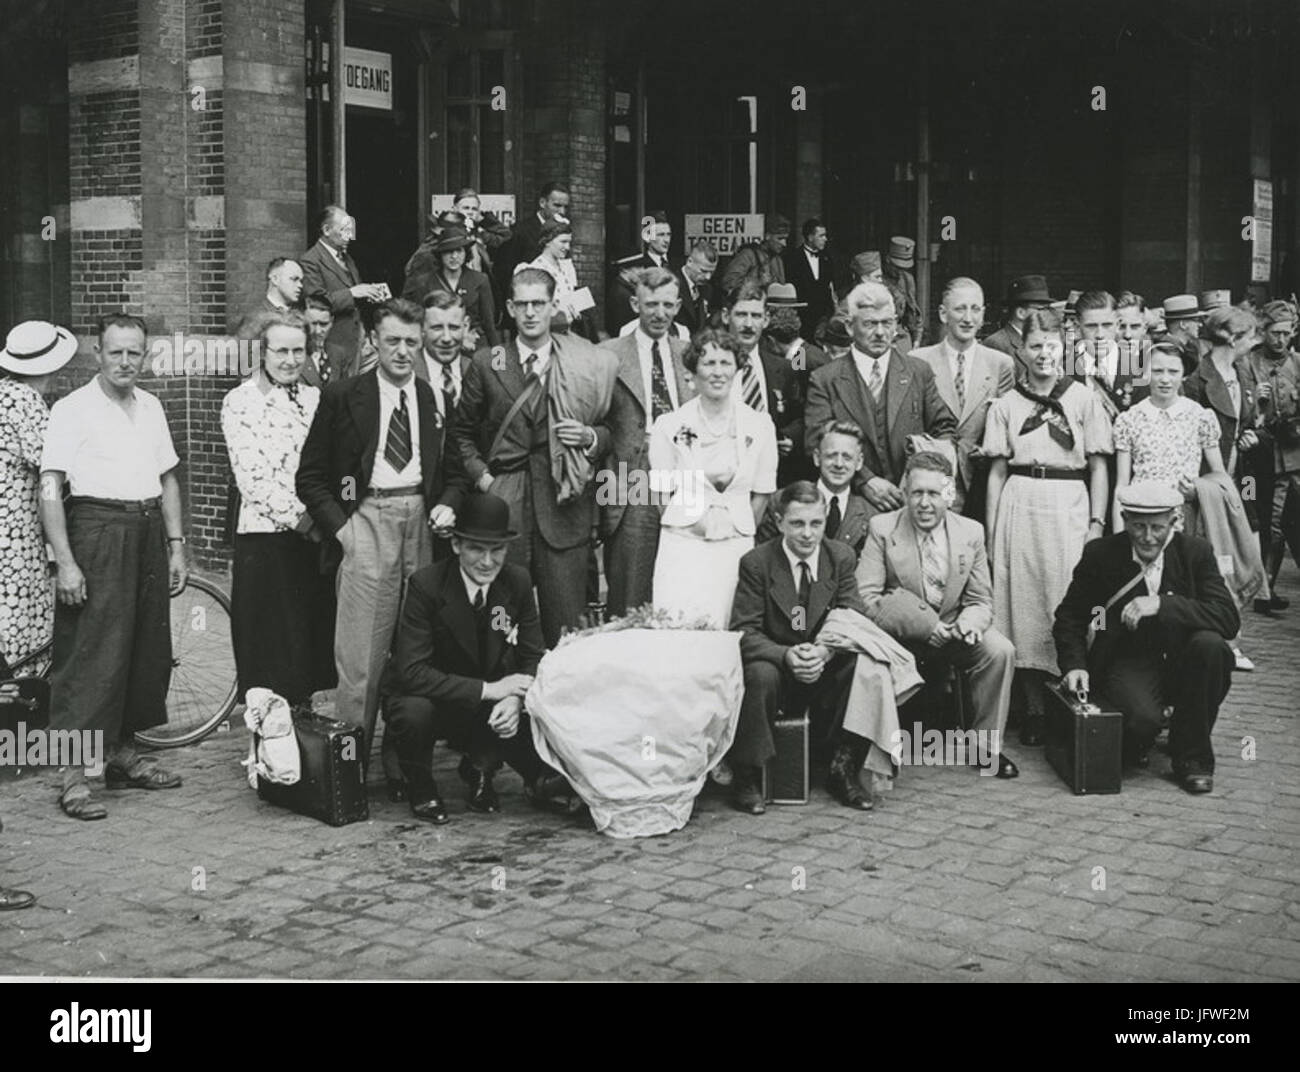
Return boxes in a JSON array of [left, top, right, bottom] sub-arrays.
[[241, 687, 301, 788]]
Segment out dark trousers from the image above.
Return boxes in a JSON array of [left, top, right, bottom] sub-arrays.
[[50, 500, 170, 739], [603, 501, 661, 618], [385, 693, 547, 791], [1096, 630, 1232, 774], [729, 652, 855, 767]]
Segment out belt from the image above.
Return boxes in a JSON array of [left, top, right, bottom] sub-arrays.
[[67, 495, 162, 511], [368, 484, 422, 499], [1007, 465, 1088, 482], [487, 460, 528, 476]]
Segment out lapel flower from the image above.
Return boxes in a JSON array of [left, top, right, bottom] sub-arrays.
[[674, 425, 698, 447], [773, 389, 786, 415], [744, 434, 754, 449], [498, 614, 519, 646]]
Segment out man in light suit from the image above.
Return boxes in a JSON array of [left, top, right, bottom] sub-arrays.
[[296, 299, 468, 778], [456, 266, 636, 646], [910, 278, 1015, 521], [599, 267, 695, 617], [301, 205, 388, 380], [856, 452, 1019, 779], [783, 218, 837, 341], [804, 281, 957, 511]]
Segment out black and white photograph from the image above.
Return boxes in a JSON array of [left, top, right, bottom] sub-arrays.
[[0, 0, 1294, 1014]]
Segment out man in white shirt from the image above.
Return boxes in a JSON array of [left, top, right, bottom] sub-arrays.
[[783, 218, 837, 340], [599, 267, 696, 615], [39, 312, 190, 820]]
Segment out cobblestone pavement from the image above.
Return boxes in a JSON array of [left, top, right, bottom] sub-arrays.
[[2, 570, 1297, 983]]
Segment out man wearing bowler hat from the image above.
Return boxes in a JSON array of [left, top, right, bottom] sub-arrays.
[[1053, 481, 1238, 794], [883, 237, 922, 350], [984, 275, 1054, 373], [384, 493, 570, 821]]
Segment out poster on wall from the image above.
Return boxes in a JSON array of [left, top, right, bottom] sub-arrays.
[[1252, 178, 1273, 284], [683, 214, 765, 256], [431, 194, 517, 228]]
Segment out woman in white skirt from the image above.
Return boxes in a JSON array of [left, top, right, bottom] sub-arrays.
[[649, 327, 778, 627], [984, 307, 1114, 744]]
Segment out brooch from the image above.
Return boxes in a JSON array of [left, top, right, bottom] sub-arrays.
[[673, 425, 698, 447]]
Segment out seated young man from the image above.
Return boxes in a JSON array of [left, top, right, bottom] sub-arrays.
[[383, 493, 569, 822], [758, 419, 874, 557], [1053, 480, 1238, 794], [856, 451, 1019, 779], [729, 481, 875, 816]]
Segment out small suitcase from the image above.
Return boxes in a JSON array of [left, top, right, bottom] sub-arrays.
[[762, 712, 810, 804], [1044, 679, 1123, 795], [257, 712, 369, 826]]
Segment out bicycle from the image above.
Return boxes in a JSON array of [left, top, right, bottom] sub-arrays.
[[1, 575, 239, 749]]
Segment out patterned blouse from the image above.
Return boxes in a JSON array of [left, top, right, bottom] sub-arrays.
[[221, 378, 320, 534], [1113, 396, 1219, 487]]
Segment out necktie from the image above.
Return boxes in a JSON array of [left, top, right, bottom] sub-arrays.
[[473, 587, 485, 611], [650, 339, 673, 419], [826, 495, 842, 540], [741, 357, 767, 412], [383, 389, 413, 471], [867, 358, 883, 401], [523, 351, 538, 379], [473, 587, 488, 666], [921, 531, 947, 610], [316, 351, 331, 384], [797, 560, 812, 629], [954, 351, 966, 411], [441, 362, 457, 417]]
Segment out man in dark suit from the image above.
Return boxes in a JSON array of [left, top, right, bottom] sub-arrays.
[[857, 452, 1019, 779], [384, 493, 568, 821], [804, 281, 958, 511], [301, 205, 388, 380], [783, 218, 837, 341], [672, 240, 718, 335], [296, 299, 468, 778], [235, 256, 303, 338], [983, 274, 1053, 373], [456, 266, 634, 646], [757, 419, 873, 556], [608, 211, 675, 332], [729, 482, 873, 814], [598, 267, 695, 617], [497, 181, 570, 297], [299, 296, 333, 388], [1054, 481, 1239, 794]]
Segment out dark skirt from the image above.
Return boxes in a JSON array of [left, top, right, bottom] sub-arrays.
[[231, 531, 337, 705]]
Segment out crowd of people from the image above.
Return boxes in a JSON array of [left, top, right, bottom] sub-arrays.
[[1, 183, 1295, 898]]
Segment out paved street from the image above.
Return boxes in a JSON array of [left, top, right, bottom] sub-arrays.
[[2, 571, 1297, 983]]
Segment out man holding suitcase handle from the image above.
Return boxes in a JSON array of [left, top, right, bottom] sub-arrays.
[[1054, 481, 1239, 794]]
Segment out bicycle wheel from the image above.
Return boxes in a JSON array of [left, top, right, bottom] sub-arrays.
[[135, 575, 239, 749]]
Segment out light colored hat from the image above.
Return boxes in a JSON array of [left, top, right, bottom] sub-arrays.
[[1162, 294, 1204, 321], [1117, 480, 1183, 515], [0, 320, 79, 376], [851, 251, 882, 278], [887, 236, 915, 269], [1199, 289, 1231, 311], [765, 282, 806, 307]]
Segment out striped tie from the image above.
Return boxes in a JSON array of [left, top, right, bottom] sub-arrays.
[[867, 357, 883, 400], [921, 531, 946, 610], [441, 362, 457, 417], [954, 351, 965, 411], [741, 357, 766, 412], [383, 389, 413, 471]]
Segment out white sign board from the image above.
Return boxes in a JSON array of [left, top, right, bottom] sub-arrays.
[[343, 47, 392, 111], [684, 214, 765, 257], [1252, 178, 1273, 284], [431, 193, 517, 228]]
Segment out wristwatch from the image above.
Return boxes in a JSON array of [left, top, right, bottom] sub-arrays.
[[167, 535, 187, 544]]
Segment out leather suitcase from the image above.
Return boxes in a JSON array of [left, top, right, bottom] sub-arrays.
[[1044, 679, 1122, 795], [258, 712, 369, 826], [762, 712, 810, 805]]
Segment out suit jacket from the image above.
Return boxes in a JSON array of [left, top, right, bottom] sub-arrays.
[[295, 368, 468, 537], [1183, 353, 1260, 471], [910, 341, 1014, 490], [670, 266, 712, 334], [413, 350, 472, 457], [731, 537, 865, 667], [756, 489, 873, 556], [1053, 531, 1239, 675], [598, 332, 695, 536], [455, 334, 633, 550], [299, 348, 328, 389], [388, 559, 544, 709], [982, 323, 1022, 369], [782, 246, 837, 338], [401, 261, 500, 347], [755, 334, 814, 476], [234, 295, 289, 339], [804, 348, 958, 486], [856, 508, 993, 635], [301, 239, 364, 380]]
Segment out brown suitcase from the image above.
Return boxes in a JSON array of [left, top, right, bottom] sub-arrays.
[[1044, 679, 1123, 795]]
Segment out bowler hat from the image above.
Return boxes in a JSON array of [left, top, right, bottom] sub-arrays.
[[887, 236, 915, 269], [765, 282, 806, 308], [851, 251, 882, 279], [1117, 480, 1183, 515], [1199, 289, 1231, 311], [452, 493, 518, 543], [816, 317, 852, 349], [0, 320, 78, 377], [432, 226, 475, 254], [1004, 274, 1053, 305], [1162, 294, 1204, 321]]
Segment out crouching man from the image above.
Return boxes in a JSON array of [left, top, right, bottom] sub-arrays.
[[383, 493, 569, 822], [1053, 481, 1237, 794], [856, 452, 1018, 778]]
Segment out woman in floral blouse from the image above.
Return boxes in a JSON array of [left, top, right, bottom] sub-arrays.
[[221, 311, 334, 707]]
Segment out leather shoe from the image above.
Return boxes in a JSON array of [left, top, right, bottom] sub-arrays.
[[464, 767, 499, 813], [1180, 771, 1214, 794], [386, 780, 407, 803], [0, 886, 35, 911], [995, 753, 1019, 779], [1019, 715, 1043, 747], [104, 762, 182, 791], [827, 746, 873, 811], [730, 765, 766, 815], [410, 795, 449, 824]]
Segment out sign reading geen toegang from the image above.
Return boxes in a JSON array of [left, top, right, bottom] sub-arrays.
[[684, 214, 765, 257], [343, 47, 392, 111], [431, 194, 517, 228]]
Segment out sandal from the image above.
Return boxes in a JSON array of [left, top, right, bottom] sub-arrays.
[[59, 788, 107, 821], [104, 762, 182, 791]]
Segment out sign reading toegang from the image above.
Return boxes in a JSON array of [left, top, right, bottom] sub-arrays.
[[343, 47, 392, 111], [683, 214, 765, 256]]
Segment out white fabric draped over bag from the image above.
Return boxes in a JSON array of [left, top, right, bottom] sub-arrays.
[[241, 687, 301, 788]]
